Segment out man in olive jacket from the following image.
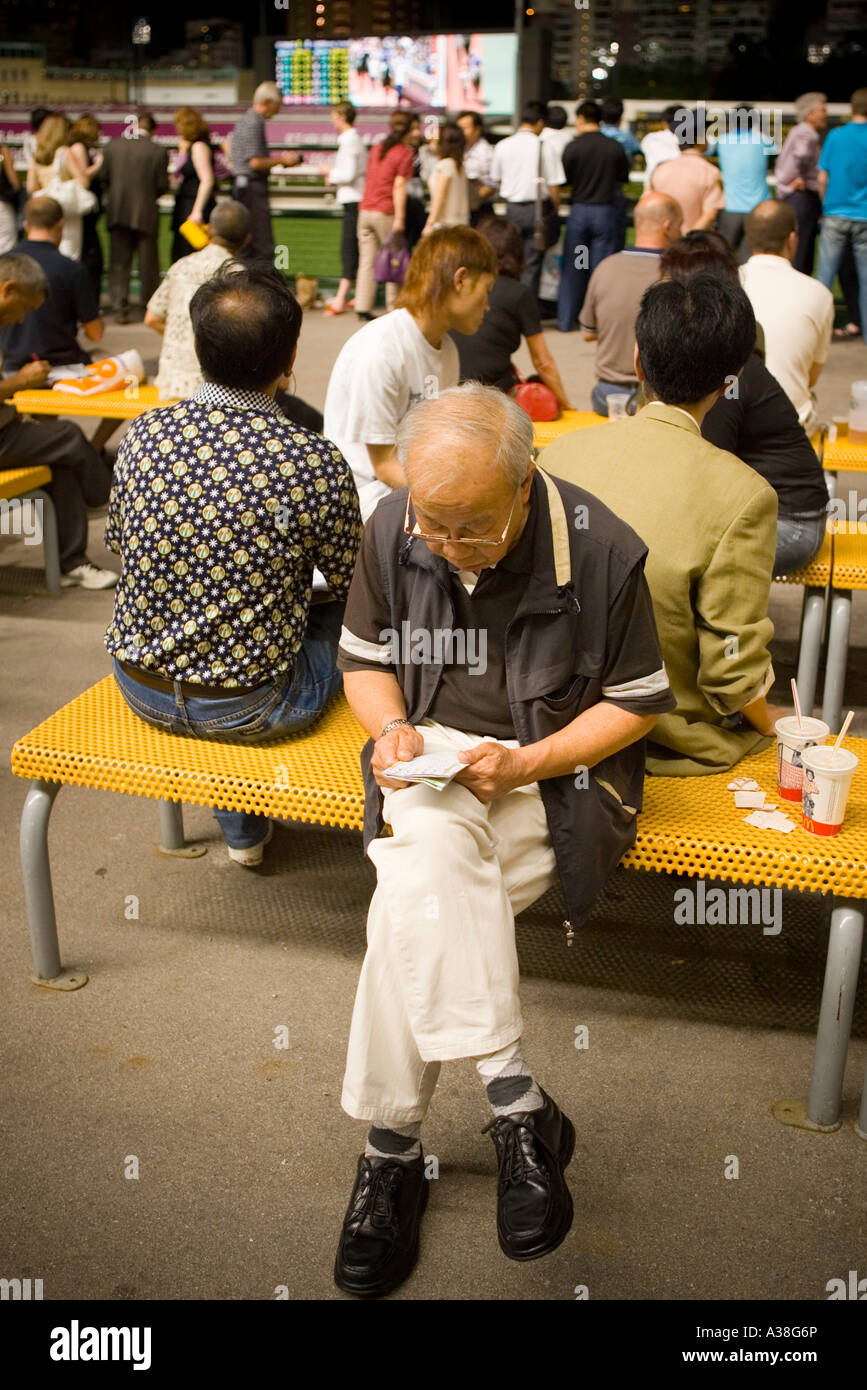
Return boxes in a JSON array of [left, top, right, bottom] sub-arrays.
[[544, 273, 785, 776], [332, 382, 675, 1299]]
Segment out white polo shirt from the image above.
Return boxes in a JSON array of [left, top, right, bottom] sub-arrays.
[[739, 254, 834, 432], [490, 129, 565, 203]]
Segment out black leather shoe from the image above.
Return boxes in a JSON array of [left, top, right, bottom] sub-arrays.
[[483, 1089, 575, 1261], [334, 1152, 429, 1298]]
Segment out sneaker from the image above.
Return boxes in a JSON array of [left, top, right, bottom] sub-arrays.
[[483, 1088, 575, 1261], [226, 821, 273, 867], [334, 1152, 429, 1298], [59, 563, 119, 590]]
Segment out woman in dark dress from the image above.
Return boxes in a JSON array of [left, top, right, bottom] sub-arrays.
[[451, 216, 572, 408], [660, 230, 829, 576], [170, 107, 216, 263]]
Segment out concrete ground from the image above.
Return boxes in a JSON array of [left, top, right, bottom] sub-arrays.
[[1, 311, 865, 1303]]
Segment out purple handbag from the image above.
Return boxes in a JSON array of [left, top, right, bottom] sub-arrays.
[[374, 242, 411, 285]]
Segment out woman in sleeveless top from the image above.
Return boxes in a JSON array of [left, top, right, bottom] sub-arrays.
[[170, 107, 216, 263], [422, 122, 470, 235], [26, 115, 91, 260], [67, 115, 104, 297]]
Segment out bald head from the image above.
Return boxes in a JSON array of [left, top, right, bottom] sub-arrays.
[[634, 192, 683, 249], [208, 199, 250, 250], [745, 199, 797, 257]]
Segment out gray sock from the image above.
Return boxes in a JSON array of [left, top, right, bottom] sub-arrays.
[[476, 1039, 544, 1118], [364, 1121, 422, 1162]]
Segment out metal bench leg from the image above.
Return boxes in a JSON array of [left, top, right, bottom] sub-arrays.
[[31, 488, 60, 596], [808, 901, 864, 1128], [773, 900, 864, 1132], [821, 589, 852, 733], [796, 586, 826, 715], [158, 799, 207, 858], [20, 779, 87, 990]]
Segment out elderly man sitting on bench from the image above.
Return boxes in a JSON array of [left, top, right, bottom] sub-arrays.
[[333, 382, 676, 1298]]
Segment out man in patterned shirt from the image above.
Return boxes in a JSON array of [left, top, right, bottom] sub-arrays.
[[105, 262, 362, 865]]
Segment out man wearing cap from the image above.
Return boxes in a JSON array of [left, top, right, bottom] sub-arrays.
[[775, 93, 827, 276]]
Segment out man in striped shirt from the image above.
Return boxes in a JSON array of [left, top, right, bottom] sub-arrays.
[[230, 82, 302, 264]]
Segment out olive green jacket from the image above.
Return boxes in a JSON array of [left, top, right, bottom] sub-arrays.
[[542, 401, 777, 775]]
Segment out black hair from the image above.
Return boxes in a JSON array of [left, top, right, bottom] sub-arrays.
[[576, 100, 602, 124], [546, 105, 568, 130], [635, 275, 755, 405], [521, 100, 548, 126], [457, 109, 483, 131], [190, 261, 303, 392], [600, 97, 623, 125], [30, 106, 51, 132]]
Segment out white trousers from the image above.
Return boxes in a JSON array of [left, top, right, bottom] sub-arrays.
[[341, 721, 558, 1127]]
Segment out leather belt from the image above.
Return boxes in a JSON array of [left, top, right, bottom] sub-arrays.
[[118, 660, 273, 701]]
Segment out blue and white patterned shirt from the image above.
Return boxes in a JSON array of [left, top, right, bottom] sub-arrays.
[[104, 382, 362, 687]]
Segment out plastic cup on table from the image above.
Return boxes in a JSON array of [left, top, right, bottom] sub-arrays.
[[801, 745, 859, 836], [774, 715, 829, 802], [607, 394, 631, 421]]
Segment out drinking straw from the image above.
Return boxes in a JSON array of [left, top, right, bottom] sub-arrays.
[[830, 710, 854, 762], [791, 677, 803, 729]]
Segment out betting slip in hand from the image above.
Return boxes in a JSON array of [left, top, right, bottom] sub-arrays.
[[383, 753, 467, 790]]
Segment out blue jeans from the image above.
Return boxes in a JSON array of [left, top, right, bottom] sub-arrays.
[[590, 379, 639, 417], [775, 509, 827, 576], [557, 203, 618, 333], [112, 600, 345, 849], [817, 216, 867, 340]]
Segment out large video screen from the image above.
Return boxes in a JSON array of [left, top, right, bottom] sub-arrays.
[[274, 33, 517, 114]]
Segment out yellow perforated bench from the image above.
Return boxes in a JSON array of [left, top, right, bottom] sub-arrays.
[[822, 522, 867, 734], [11, 677, 867, 1133], [0, 465, 60, 593]]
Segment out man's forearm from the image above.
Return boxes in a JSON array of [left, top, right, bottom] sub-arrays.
[[514, 703, 658, 785], [343, 670, 408, 739]]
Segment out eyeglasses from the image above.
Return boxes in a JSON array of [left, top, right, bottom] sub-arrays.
[[402, 455, 536, 548], [403, 490, 520, 547]]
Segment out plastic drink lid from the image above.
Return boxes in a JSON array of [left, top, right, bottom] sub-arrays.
[[802, 745, 859, 773], [775, 715, 828, 739]]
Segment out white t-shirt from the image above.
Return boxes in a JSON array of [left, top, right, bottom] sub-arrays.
[[739, 254, 834, 432], [323, 308, 461, 521], [490, 129, 565, 202], [330, 127, 367, 204]]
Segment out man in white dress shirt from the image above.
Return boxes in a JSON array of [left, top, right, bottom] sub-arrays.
[[490, 100, 565, 300], [325, 102, 369, 315], [740, 199, 834, 434]]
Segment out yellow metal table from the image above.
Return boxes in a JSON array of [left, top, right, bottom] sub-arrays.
[[12, 385, 174, 421]]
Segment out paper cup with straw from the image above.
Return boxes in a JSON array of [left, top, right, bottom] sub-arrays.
[[802, 711, 858, 835]]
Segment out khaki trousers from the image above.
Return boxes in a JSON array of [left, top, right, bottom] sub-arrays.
[[341, 721, 558, 1127], [355, 208, 400, 314]]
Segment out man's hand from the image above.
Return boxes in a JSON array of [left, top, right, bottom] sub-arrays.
[[371, 724, 426, 790], [789, 176, 806, 191], [16, 360, 50, 388], [455, 742, 528, 803]]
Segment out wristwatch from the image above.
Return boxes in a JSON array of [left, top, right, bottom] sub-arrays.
[[380, 717, 414, 739]]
